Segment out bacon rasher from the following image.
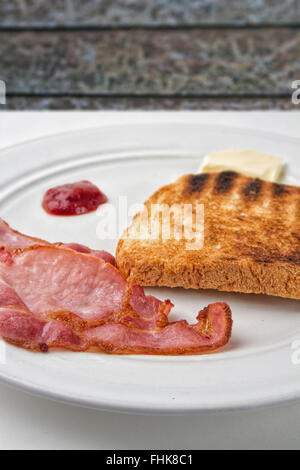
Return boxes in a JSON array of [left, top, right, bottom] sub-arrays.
[[0, 219, 116, 265], [0, 220, 232, 355]]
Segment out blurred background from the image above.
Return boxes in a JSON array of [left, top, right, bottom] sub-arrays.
[[0, 0, 300, 110]]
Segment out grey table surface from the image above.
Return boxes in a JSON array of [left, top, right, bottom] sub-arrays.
[[0, 0, 300, 110]]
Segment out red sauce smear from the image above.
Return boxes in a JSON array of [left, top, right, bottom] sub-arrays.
[[42, 180, 107, 216]]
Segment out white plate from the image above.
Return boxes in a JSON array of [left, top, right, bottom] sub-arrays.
[[0, 122, 299, 414]]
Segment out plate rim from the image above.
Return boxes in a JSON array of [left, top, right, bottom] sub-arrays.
[[1, 369, 300, 415], [1, 120, 300, 156]]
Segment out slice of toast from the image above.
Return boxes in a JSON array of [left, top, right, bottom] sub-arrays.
[[116, 172, 300, 300]]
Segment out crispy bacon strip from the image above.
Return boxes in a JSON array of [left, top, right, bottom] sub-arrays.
[[0, 220, 233, 355], [117, 285, 173, 330], [0, 219, 116, 265], [83, 302, 232, 355]]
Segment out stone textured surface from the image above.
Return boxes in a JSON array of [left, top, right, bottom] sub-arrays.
[[1, 30, 299, 95], [3, 96, 296, 110], [1, 0, 299, 26], [1, 1, 298, 110]]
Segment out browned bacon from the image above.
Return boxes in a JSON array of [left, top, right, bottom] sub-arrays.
[[118, 285, 173, 330], [0, 220, 233, 355], [83, 302, 232, 355], [0, 306, 84, 352], [0, 302, 232, 355], [0, 219, 116, 265]]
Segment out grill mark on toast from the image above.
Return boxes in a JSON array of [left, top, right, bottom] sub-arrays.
[[284, 251, 300, 265], [215, 171, 238, 194], [243, 245, 300, 266], [243, 179, 263, 199], [258, 252, 300, 266], [273, 183, 289, 197], [188, 173, 210, 193]]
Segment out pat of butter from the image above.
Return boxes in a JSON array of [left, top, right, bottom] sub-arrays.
[[199, 150, 284, 182]]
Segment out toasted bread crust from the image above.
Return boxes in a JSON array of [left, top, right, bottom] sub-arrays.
[[116, 172, 300, 299]]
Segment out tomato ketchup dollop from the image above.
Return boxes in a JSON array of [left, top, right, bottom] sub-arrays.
[[42, 180, 107, 216]]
